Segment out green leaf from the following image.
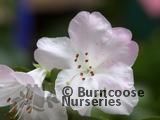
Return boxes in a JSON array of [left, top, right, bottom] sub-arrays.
[[33, 63, 41, 68], [0, 106, 13, 120], [42, 81, 55, 93], [67, 108, 99, 120], [50, 69, 61, 82], [42, 69, 61, 93], [45, 69, 61, 82], [142, 116, 160, 120], [91, 108, 110, 120], [13, 66, 30, 72]]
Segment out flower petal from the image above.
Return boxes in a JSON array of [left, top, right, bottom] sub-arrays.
[[23, 104, 67, 120], [68, 11, 138, 67], [23, 92, 68, 120], [0, 65, 32, 106], [0, 65, 16, 87], [0, 83, 24, 107], [95, 63, 134, 90], [114, 40, 139, 67], [78, 106, 92, 116], [107, 27, 139, 66], [96, 38, 139, 68], [55, 69, 98, 110], [96, 87, 138, 115], [94, 63, 138, 115], [42, 103, 68, 120], [112, 27, 132, 41], [14, 72, 35, 86], [28, 68, 47, 87], [0, 64, 14, 73], [34, 37, 74, 70], [68, 11, 111, 53], [126, 41, 139, 66]]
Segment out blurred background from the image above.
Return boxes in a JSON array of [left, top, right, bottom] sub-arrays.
[[0, 0, 160, 120]]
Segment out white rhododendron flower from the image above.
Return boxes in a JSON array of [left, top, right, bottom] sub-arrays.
[[23, 91, 68, 120], [0, 65, 67, 120], [34, 11, 139, 116]]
